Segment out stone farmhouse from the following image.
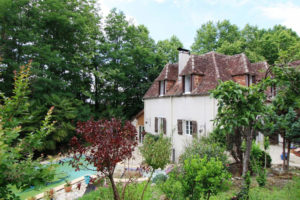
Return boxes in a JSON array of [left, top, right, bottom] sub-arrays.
[[143, 48, 269, 162]]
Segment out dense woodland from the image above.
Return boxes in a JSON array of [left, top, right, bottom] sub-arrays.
[[1, 0, 300, 154]]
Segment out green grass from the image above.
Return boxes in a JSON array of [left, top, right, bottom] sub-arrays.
[[79, 181, 163, 200], [80, 177, 300, 200], [211, 177, 300, 200]]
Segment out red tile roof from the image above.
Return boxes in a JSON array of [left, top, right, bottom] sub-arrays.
[[288, 60, 300, 67], [156, 63, 178, 81], [144, 51, 269, 99]]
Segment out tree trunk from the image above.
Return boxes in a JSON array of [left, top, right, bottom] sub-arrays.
[[108, 174, 120, 200], [282, 133, 286, 170], [140, 169, 154, 200], [242, 131, 253, 177], [287, 140, 291, 171], [207, 191, 211, 200], [94, 71, 99, 112], [264, 149, 267, 169]]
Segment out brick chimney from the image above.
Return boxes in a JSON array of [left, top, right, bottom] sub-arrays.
[[178, 48, 190, 78]]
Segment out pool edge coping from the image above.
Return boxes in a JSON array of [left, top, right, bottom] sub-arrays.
[[34, 175, 148, 199]]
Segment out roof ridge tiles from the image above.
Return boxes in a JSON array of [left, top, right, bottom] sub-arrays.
[[242, 53, 249, 73], [165, 64, 169, 79], [212, 52, 220, 80]]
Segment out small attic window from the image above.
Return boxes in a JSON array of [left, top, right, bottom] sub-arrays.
[[159, 81, 165, 96], [184, 75, 191, 94], [247, 75, 256, 86]]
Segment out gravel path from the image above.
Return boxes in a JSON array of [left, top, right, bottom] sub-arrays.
[[269, 144, 300, 167]]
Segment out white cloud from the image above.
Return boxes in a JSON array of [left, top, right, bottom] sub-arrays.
[[260, 2, 300, 35], [154, 0, 167, 3], [97, 0, 138, 25], [203, 0, 250, 6], [97, 0, 110, 16]]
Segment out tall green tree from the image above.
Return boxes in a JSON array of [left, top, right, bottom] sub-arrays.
[[156, 35, 183, 64], [191, 20, 240, 54], [211, 80, 269, 198], [0, 0, 101, 151], [191, 21, 218, 54], [93, 9, 165, 119], [191, 21, 300, 64], [263, 64, 300, 170]]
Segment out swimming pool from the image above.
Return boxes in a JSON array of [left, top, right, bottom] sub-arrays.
[[16, 157, 97, 198], [56, 157, 97, 182]]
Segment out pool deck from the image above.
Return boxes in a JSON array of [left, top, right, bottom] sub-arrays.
[[34, 147, 146, 200], [35, 175, 148, 200]]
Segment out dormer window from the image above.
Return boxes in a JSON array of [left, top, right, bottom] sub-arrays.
[[247, 75, 256, 86], [271, 84, 276, 97], [184, 75, 191, 94], [159, 81, 165, 96]]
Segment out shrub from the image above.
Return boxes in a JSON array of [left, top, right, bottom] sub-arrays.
[[152, 174, 167, 184], [250, 142, 272, 169], [180, 136, 228, 166], [182, 156, 231, 200], [256, 168, 267, 187], [236, 171, 251, 200], [159, 167, 184, 200]]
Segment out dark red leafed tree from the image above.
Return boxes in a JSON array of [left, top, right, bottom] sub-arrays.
[[68, 118, 137, 200]]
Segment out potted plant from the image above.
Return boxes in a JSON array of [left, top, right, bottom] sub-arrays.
[[64, 180, 72, 192], [44, 189, 54, 200]]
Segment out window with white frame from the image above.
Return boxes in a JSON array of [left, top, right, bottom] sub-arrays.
[[177, 119, 197, 136], [185, 120, 193, 135], [184, 75, 191, 93], [159, 81, 165, 96], [139, 126, 144, 143], [155, 117, 166, 134]]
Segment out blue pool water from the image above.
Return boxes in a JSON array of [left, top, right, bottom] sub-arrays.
[[19, 158, 97, 194], [56, 157, 97, 182]]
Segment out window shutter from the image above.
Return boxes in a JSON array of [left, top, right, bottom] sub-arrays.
[[182, 76, 185, 93], [155, 117, 158, 132], [192, 121, 197, 138], [163, 80, 166, 94], [177, 120, 183, 135], [163, 118, 167, 134], [252, 76, 256, 84]]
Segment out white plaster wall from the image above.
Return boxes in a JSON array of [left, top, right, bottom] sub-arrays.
[[144, 95, 217, 162]]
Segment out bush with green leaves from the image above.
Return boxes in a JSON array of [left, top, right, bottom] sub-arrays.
[[180, 136, 228, 166], [182, 156, 231, 200], [139, 133, 172, 200], [0, 64, 56, 199], [250, 142, 269, 187], [159, 167, 184, 200], [256, 168, 267, 187], [152, 174, 167, 184], [250, 142, 272, 169], [236, 171, 251, 200]]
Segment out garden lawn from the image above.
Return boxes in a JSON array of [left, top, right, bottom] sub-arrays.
[[79, 176, 300, 200], [211, 176, 300, 200], [79, 181, 163, 200]]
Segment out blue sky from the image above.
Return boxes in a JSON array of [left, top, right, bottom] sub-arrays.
[[97, 0, 300, 48]]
